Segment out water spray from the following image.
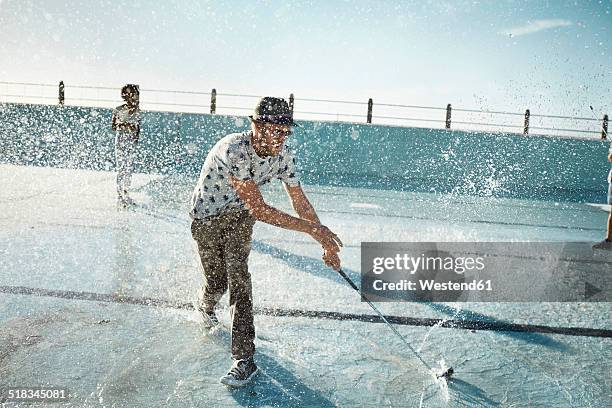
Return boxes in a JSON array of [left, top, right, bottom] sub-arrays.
[[335, 268, 454, 380]]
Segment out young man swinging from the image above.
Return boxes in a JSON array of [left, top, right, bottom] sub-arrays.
[[189, 97, 343, 387]]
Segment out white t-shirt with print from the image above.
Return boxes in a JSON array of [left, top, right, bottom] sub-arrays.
[[113, 104, 141, 127], [189, 131, 300, 219]]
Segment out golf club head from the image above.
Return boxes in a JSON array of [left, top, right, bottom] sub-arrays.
[[436, 367, 454, 380]]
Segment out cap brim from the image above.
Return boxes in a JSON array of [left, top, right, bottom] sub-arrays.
[[249, 115, 300, 127]]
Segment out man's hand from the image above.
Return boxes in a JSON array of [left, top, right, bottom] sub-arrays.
[[608, 153, 612, 163], [322, 248, 341, 271], [309, 224, 343, 253], [308, 224, 343, 270]]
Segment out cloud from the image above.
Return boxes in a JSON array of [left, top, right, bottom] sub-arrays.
[[501, 19, 573, 37]]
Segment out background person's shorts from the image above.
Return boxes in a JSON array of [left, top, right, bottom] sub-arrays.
[[608, 183, 612, 205]]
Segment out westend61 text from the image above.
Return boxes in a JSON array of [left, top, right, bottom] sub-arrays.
[[372, 279, 493, 292]]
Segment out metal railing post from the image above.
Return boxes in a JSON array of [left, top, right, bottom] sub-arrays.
[[523, 109, 530, 135], [59, 81, 65, 105], [367, 98, 373, 123], [602, 114, 608, 140], [289, 93, 294, 115], [445, 104, 452, 129], [210, 89, 216, 114]]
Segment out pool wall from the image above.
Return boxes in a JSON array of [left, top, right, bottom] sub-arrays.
[[1, 102, 609, 203]]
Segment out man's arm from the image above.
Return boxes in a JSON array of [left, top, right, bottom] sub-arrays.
[[283, 183, 343, 270], [284, 183, 320, 224], [131, 111, 141, 135], [230, 177, 342, 254], [111, 111, 117, 131], [132, 123, 140, 142], [231, 177, 318, 234]]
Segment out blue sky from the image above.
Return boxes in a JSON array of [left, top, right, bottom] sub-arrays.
[[0, 0, 610, 124]]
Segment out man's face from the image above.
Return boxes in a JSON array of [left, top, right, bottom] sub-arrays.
[[124, 91, 139, 107], [256, 123, 292, 156]]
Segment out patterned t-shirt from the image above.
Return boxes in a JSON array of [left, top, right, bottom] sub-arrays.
[[189, 131, 300, 219], [113, 104, 141, 142], [114, 104, 141, 125]]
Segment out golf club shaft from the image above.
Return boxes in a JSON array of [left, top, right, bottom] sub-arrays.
[[336, 268, 432, 371]]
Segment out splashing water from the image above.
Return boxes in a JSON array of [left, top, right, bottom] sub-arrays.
[[433, 359, 452, 402], [417, 303, 463, 353]]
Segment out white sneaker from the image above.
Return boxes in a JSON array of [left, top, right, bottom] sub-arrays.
[[219, 357, 259, 387], [122, 196, 135, 206], [197, 305, 219, 328], [592, 239, 612, 250], [117, 197, 129, 210]]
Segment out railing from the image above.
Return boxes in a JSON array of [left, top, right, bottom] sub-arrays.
[[0, 81, 607, 140]]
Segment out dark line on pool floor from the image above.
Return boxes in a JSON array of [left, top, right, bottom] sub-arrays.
[[1, 285, 610, 338]]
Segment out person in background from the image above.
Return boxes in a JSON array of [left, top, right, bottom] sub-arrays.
[[593, 141, 612, 250], [112, 84, 141, 208]]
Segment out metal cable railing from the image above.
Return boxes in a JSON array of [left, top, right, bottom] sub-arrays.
[[299, 97, 368, 106], [0, 94, 57, 100], [294, 110, 365, 118], [453, 108, 525, 116], [0, 81, 607, 140], [67, 84, 117, 90], [377, 102, 447, 111], [529, 113, 600, 121], [530, 126, 599, 134], [374, 115, 446, 123], [143, 88, 212, 96], [0, 81, 56, 87], [453, 120, 524, 128], [217, 92, 261, 99]]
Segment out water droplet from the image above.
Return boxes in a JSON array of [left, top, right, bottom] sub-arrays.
[[185, 143, 197, 155]]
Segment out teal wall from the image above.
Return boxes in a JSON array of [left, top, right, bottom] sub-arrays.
[[1, 102, 610, 203]]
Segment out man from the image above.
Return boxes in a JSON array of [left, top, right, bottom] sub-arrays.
[[111, 84, 141, 208], [189, 97, 343, 387], [593, 142, 612, 250]]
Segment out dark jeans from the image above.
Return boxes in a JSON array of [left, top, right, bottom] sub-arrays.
[[191, 210, 256, 360]]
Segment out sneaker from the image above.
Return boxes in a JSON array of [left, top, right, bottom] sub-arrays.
[[592, 239, 612, 250], [117, 197, 129, 210], [122, 195, 135, 206], [197, 305, 219, 328], [219, 357, 259, 387]]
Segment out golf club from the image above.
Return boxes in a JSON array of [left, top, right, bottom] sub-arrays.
[[335, 268, 453, 380]]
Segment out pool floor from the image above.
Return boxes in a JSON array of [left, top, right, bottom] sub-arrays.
[[0, 164, 610, 407]]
